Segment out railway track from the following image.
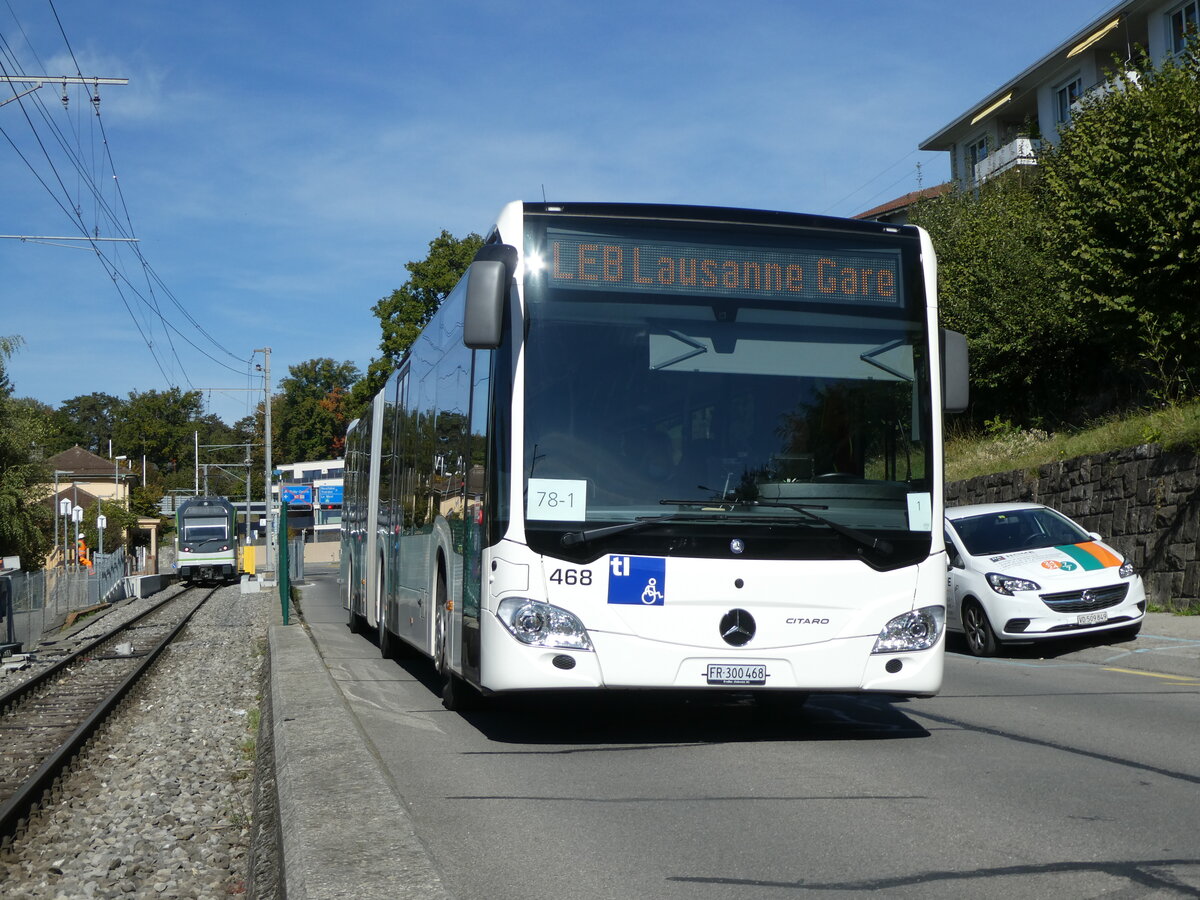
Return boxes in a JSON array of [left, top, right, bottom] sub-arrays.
[[0, 585, 217, 839]]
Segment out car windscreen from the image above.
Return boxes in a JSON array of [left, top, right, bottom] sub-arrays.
[[951, 508, 1091, 556]]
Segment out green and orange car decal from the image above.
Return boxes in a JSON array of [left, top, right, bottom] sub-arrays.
[[1042, 542, 1122, 571]]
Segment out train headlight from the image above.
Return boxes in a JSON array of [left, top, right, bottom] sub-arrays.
[[872, 605, 944, 654], [496, 598, 593, 651]]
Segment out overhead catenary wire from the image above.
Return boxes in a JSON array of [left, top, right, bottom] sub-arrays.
[[3, 20, 247, 365], [1, 2, 253, 394], [821, 147, 924, 217]]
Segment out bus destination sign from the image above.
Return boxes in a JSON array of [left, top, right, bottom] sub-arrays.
[[543, 229, 902, 306]]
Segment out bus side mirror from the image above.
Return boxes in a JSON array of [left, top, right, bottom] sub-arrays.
[[464, 261, 506, 349], [941, 328, 969, 413], [464, 243, 518, 350]]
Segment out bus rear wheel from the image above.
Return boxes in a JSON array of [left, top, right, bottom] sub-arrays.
[[346, 571, 363, 635], [377, 559, 395, 659]]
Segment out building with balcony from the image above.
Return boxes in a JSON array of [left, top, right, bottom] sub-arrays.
[[921, 0, 1194, 188]]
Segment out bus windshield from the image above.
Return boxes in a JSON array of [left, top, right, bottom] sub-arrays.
[[519, 214, 933, 561]]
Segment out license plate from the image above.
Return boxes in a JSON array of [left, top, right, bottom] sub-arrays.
[[706, 664, 767, 685], [1077, 610, 1108, 626]]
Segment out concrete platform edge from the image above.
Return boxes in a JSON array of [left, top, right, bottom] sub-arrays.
[[269, 621, 454, 900]]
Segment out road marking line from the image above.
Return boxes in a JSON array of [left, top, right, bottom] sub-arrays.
[[1102, 666, 1199, 683]]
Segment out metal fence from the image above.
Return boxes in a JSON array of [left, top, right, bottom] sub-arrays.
[[288, 538, 305, 583], [1, 548, 131, 653]]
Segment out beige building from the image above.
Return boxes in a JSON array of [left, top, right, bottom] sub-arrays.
[[40, 446, 136, 510], [38, 447, 161, 570]]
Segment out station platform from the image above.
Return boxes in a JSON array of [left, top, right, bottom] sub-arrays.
[[266, 569, 452, 900]]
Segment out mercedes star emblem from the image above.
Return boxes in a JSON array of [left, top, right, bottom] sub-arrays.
[[719, 608, 756, 646]]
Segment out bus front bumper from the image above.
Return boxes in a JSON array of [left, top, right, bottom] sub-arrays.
[[479, 616, 944, 697]]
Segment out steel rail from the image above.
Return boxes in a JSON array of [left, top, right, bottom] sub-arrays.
[[0, 588, 193, 714], [0, 587, 216, 838]]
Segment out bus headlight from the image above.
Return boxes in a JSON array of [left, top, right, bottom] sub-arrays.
[[872, 606, 945, 654], [496, 598, 594, 651]]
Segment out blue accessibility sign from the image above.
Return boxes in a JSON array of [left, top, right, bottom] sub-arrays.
[[607, 555, 666, 606]]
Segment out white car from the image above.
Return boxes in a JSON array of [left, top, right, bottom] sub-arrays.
[[944, 502, 1146, 657]]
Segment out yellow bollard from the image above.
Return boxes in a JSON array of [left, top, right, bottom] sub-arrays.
[[242, 545, 256, 575]]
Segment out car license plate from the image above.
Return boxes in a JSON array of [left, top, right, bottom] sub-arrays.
[[1077, 610, 1108, 626], [706, 663, 767, 685]]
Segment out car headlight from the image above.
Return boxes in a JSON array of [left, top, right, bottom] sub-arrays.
[[1119, 560, 1136, 578], [496, 598, 594, 651], [986, 572, 1040, 596], [872, 605, 944, 654]]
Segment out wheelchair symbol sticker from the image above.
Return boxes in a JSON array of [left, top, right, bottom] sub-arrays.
[[608, 555, 666, 606]]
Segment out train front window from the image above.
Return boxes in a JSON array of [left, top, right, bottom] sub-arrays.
[[184, 517, 229, 542]]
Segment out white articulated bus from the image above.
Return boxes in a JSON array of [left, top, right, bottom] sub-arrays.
[[342, 202, 968, 708]]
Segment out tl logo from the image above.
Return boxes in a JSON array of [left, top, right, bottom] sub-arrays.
[[608, 556, 666, 606]]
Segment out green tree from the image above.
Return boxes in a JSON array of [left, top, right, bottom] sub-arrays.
[[1039, 47, 1200, 402], [81, 497, 140, 556], [351, 230, 483, 419], [275, 358, 360, 462], [112, 388, 206, 480], [0, 335, 24, 398], [53, 392, 121, 455], [0, 338, 54, 567], [909, 172, 1095, 425]]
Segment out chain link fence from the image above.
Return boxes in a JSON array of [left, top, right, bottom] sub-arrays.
[[1, 548, 131, 653]]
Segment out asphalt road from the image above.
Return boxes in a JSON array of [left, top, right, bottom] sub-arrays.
[[291, 574, 1200, 899]]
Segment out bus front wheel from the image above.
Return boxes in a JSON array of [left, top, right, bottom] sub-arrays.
[[436, 574, 481, 711]]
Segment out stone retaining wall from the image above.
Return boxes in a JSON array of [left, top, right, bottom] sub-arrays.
[[946, 444, 1200, 612]]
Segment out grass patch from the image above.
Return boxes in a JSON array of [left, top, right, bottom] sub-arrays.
[[240, 707, 261, 761], [946, 399, 1200, 483]]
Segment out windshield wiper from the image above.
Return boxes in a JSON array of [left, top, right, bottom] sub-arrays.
[[662, 498, 894, 556], [754, 501, 894, 555], [561, 499, 896, 555], [559, 513, 712, 548]]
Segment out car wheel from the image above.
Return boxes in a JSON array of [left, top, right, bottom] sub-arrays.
[[962, 598, 1000, 657]]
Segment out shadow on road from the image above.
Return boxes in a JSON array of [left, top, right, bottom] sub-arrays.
[[945, 627, 1141, 661], [384, 643, 931, 746]]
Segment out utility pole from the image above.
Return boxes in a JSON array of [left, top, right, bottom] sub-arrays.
[[254, 348, 274, 576], [198, 441, 259, 546]]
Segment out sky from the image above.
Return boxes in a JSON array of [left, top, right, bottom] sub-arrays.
[[1, 0, 1122, 427]]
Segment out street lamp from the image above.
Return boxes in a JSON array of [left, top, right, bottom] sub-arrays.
[[71, 504, 84, 566], [115, 455, 128, 508], [58, 498, 72, 567], [52, 470, 75, 550], [97, 513, 107, 557]]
